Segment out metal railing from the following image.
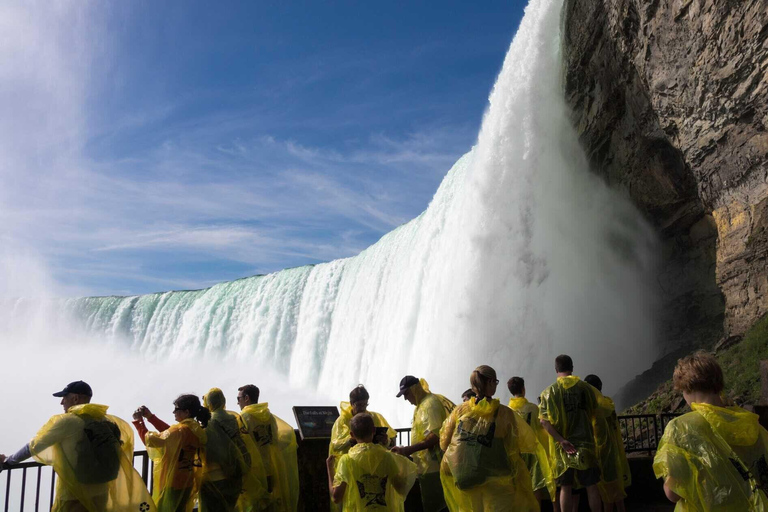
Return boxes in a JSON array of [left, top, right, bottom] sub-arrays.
[[619, 413, 682, 455], [2, 415, 680, 510], [2, 451, 151, 512]]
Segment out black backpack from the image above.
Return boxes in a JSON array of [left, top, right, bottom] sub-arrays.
[[74, 417, 122, 485]]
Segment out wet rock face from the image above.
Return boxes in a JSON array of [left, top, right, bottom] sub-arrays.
[[562, 0, 768, 343]]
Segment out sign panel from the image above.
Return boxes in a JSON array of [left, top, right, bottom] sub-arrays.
[[292, 406, 339, 440]]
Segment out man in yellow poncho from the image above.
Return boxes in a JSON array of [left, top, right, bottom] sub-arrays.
[[583, 374, 630, 512], [654, 351, 768, 510], [330, 385, 396, 458], [237, 384, 299, 512], [507, 376, 555, 506], [0, 380, 156, 512], [202, 388, 268, 512], [539, 355, 605, 512], [327, 413, 418, 511], [391, 375, 455, 512]]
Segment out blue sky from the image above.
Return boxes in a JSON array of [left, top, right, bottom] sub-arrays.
[[1, 1, 526, 297]]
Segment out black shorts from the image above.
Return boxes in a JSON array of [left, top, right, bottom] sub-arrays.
[[556, 467, 601, 487]]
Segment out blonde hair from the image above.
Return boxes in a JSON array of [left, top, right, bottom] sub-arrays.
[[673, 351, 724, 394], [470, 365, 497, 397]]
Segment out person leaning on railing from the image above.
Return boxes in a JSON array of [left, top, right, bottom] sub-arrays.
[[654, 351, 768, 509], [133, 395, 209, 512], [0, 380, 156, 512]]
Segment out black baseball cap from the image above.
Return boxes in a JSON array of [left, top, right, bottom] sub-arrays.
[[53, 381, 93, 398], [396, 375, 419, 397]]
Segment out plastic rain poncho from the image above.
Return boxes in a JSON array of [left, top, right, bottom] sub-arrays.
[[653, 403, 768, 511], [409, 379, 455, 474], [508, 397, 555, 500], [333, 443, 418, 511], [439, 398, 539, 512], [330, 403, 396, 457], [239, 403, 299, 512], [29, 403, 156, 512], [146, 417, 207, 512], [590, 396, 631, 503], [201, 389, 268, 512], [539, 376, 609, 480]]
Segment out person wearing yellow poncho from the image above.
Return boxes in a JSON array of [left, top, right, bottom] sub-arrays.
[[330, 385, 397, 459], [654, 351, 768, 511], [506, 376, 556, 506], [133, 394, 209, 512], [391, 375, 455, 512], [201, 388, 268, 512], [440, 365, 539, 512], [583, 374, 630, 512], [236, 384, 299, 512], [539, 354, 608, 512], [0, 380, 156, 512], [327, 413, 418, 511]]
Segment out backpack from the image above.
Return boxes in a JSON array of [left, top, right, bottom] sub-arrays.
[[74, 417, 122, 485], [449, 406, 511, 490]]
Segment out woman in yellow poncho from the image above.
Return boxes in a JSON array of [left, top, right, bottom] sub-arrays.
[[236, 384, 299, 512], [506, 376, 555, 505], [201, 388, 268, 512], [329, 385, 397, 458], [440, 365, 539, 512], [653, 351, 768, 511], [134, 395, 209, 512]]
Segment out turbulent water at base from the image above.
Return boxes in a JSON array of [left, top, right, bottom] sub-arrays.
[[4, 0, 659, 422]]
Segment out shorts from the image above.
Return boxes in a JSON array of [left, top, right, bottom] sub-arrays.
[[556, 467, 601, 487]]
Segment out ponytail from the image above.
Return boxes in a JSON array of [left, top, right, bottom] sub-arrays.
[[174, 394, 211, 428]]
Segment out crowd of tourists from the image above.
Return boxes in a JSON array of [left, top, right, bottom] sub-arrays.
[[1, 351, 767, 511]]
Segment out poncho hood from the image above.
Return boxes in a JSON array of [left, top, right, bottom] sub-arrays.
[[557, 375, 581, 389], [468, 396, 500, 417], [692, 402, 760, 446], [203, 387, 226, 412], [508, 397, 529, 410], [242, 402, 272, 423], [67, 403, 109, 418]]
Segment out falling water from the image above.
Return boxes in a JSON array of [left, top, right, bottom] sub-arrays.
[[2, 0, 659, 427]]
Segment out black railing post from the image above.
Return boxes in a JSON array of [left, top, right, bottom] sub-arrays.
[[19, 468, 27, 512], [4, 470, 11, 512], [34, 466, 41, 512]]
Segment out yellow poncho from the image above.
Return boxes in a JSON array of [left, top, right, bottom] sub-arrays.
[[539, 376, 607, 480], [409, 379, 455, 475], [146, 418, 207, 512], [329, 402, 396, 457], [333, 443, 418, 511], [239, 403, 299, 512], [202, 388, 268, 512], [508, 397, 555, 500], [590, 396, 631, 503], [439, 398, 539, 512], [654, 403, 768, 511], [29, 403, 156, 512]]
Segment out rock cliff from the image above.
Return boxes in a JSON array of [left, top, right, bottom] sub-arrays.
[[562, 0, 768, 404]]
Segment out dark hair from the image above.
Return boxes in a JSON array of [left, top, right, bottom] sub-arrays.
[[174, 394, 211, 428], [461, 388, 477, 400], [555, 354, 574, 373], [238, 384, 260, 404], [349, 385, 369, 404], [584, 374, 603, 392], [350, 412, 375, 440], [507, 376, 525, 396]]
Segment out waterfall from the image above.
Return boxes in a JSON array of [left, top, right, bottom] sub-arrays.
[[2, 0, 659, 426]]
